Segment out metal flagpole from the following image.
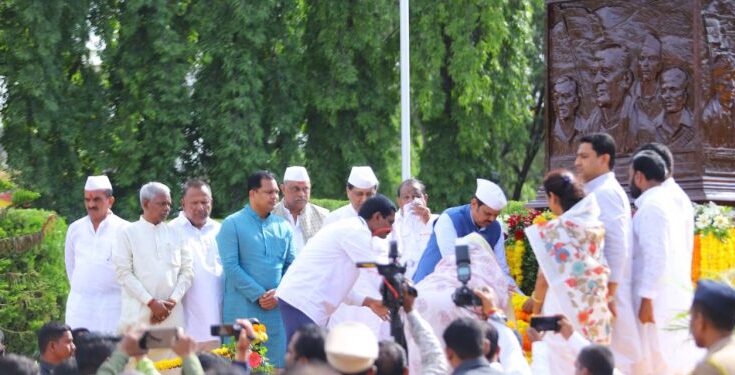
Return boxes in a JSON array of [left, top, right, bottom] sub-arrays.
[[400, 0, 411, 181]]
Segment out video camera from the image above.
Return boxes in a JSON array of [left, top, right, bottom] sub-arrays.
[[357, 241, 416, 354], [210, 318, 261, 339], [452, 242, 482, 307]]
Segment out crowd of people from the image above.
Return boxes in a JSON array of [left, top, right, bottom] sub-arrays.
[[1, 133, 735, 375]]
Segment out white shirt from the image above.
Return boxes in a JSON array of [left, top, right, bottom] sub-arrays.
[[488, 317, 532, 375], [64, 212, 129, 333], [113, 217, 194, 331], [323, 204, 358, 226], [584, 172, 631, 284], [169, 212, 222, 342], [391, 205, 438, 279], [632, 185, 700, 373], [432, 211, 517, 288], [584, 172, 642, 372], [276, 217, 380, 326], [282, 211, 306, 253], [663, 178, 694, 255]]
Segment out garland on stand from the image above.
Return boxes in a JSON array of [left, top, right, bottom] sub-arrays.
[[692, 203, 735, 283]]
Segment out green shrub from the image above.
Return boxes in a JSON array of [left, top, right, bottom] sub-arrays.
[[11, 189, 41, 208], [311, 198, 349, 212], [0, 209, 68, 355]]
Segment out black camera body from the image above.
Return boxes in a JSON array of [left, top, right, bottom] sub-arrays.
[[452, 285, 482, 306], [357, 241, 416, 354], [452, 243, 482, 307]]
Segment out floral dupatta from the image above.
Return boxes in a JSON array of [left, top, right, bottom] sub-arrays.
[[525, 195, 612, 344]]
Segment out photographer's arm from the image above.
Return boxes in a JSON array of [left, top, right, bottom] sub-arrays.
[[403, 286, 450, 375]]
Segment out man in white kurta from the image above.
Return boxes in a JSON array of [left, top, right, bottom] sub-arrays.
[[272, 166, 329, 254], [391, 178, 438, 279], [169, 180, 222, 344], [276, 195, 395, 339], [114, 182, 194, 331], [575, 134, 641, 372], [630, 150, 701, 374], [637, 142, 695, 256], [65, 175, 129, 333], [322, 166, 387, 338]]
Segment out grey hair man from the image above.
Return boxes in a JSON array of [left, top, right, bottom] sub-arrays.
[[113, 181, 194, 331]]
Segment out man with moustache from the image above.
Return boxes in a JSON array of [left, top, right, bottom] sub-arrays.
[[217, 170, 295, 369], [551, 75, 587, 154], [272, 166, 329, 255], [392, 178, 438, 279], [629, 151, 701, 374], [169, 179, 222, 344], [114, 182, 194, 331], [276, 195, 396, 339], [64, 175, 129, 333], [586, 43, 638, 153], [652, 67, 695, 148]]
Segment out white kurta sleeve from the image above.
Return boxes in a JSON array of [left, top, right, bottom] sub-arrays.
[[113, 230, 153, 304], [169, 241, 194, 303], [493, 233, 519, 289], [636, 207, 669, 300], [433, 213, 457, 258], [64, 226, 76, 283], [344, 290, 367, 307], [595, 191, 628, 284]]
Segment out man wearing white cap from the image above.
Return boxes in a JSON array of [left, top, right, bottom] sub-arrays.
[[64, 175, 130, 333], [325, 322, 379, 375], [272, 166, 329, 255], [323, 166, 379, 226], [412, 179, 517, 291], [321, 166, 387, 338]]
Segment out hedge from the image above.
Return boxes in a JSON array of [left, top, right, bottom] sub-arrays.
[[0, 208, 68, 356], [311, 198, 349, 212]]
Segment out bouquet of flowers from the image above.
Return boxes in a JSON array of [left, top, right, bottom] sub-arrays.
[[692, 202, 735, 283], [499, 204, 555, 295], [694, 202, 735, 240]]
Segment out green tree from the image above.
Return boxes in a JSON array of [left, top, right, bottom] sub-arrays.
[[411, 0, 544, 209], [0, 1, 109, 220], [186, 0, 305, 217], [101, 0, 197, 218], [300, 1, 401, 201]]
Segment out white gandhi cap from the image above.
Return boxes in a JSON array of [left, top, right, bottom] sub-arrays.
[[475, 178, 507, 211], [85, 175, 112, 191], [348, 166, 379, 189], [283, 166, 310, 183], [325, 322, 378, 373]]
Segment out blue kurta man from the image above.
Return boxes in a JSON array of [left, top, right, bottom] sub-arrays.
[[217, 170, 295, 368]]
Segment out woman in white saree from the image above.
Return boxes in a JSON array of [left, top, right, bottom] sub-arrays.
[[408, 232, 531, 375], [525, 170, 613, 374]]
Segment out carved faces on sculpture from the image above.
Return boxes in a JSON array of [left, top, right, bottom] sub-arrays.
[[660, 67, 688, 113], [712, 56, 735, 109], [639, 35, 662, 82], [593, 46, 633, 108], [553, 76, 579, 121]]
